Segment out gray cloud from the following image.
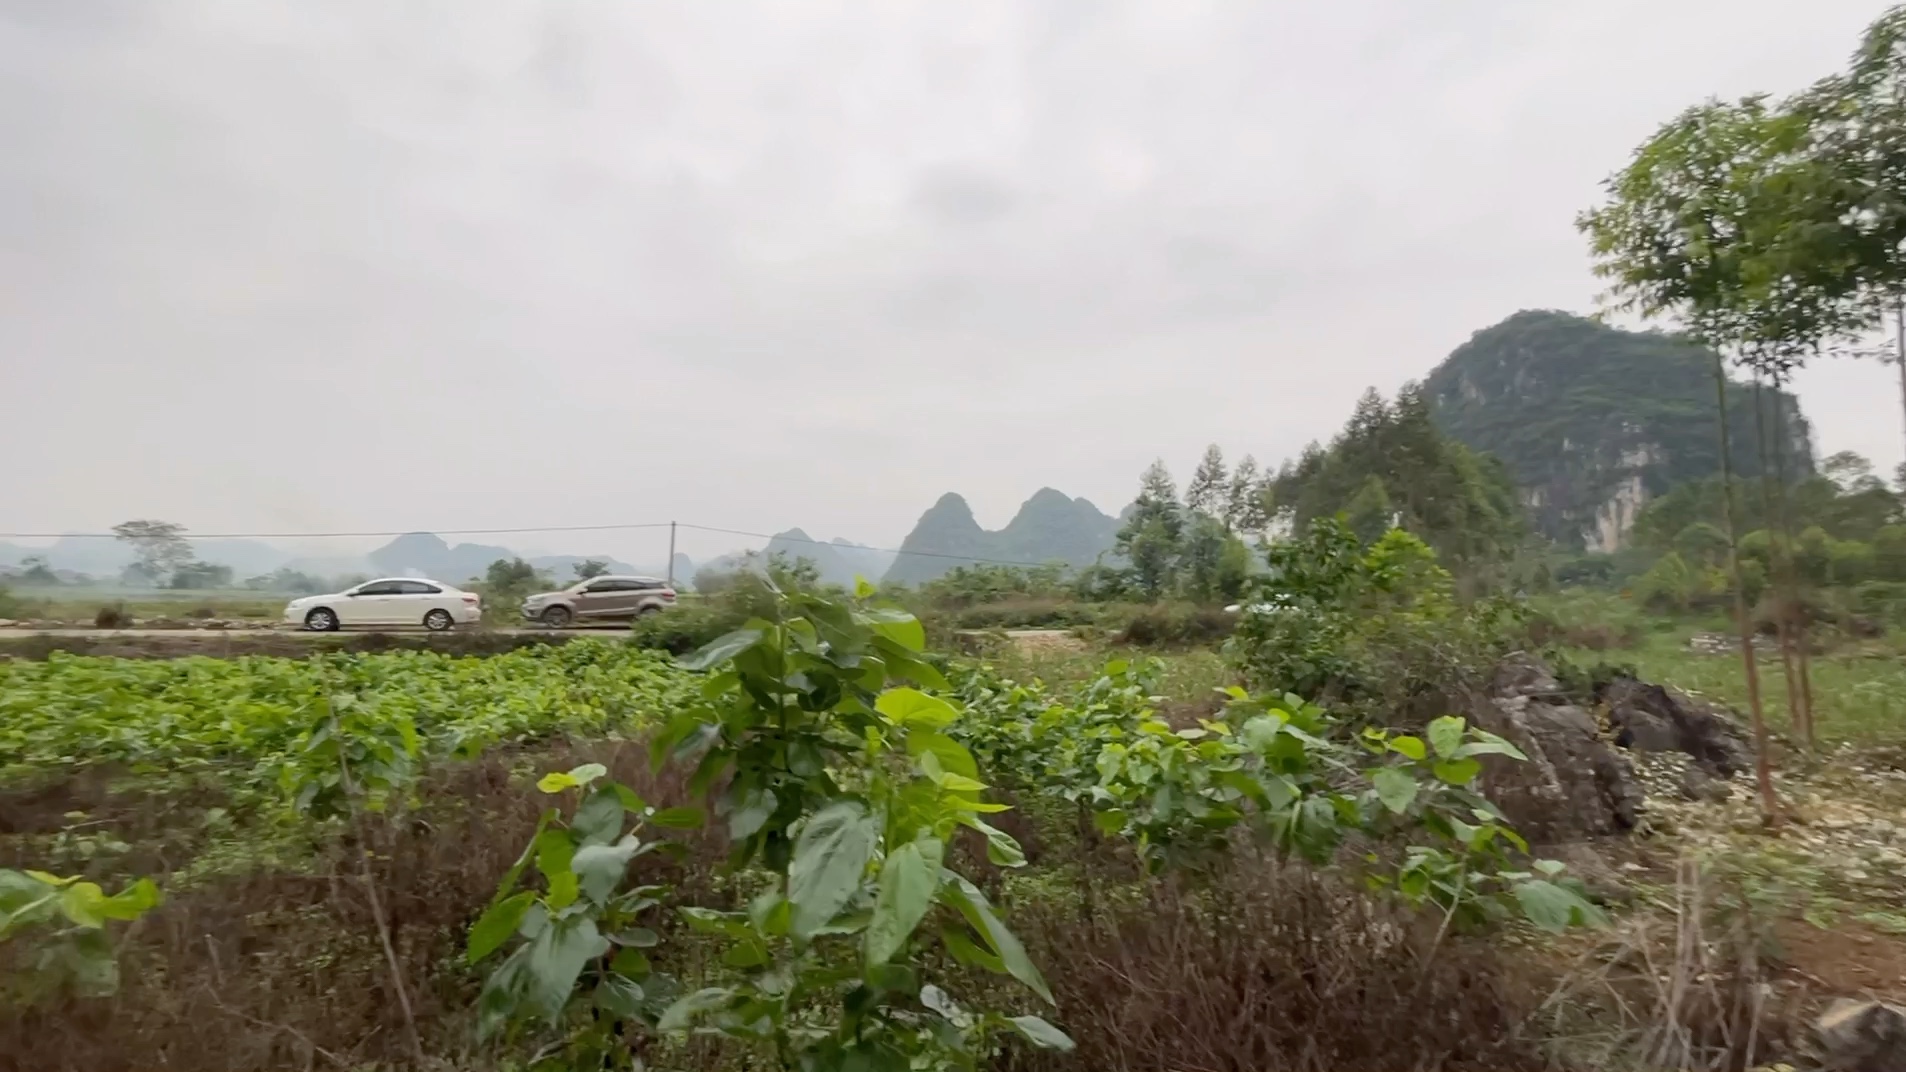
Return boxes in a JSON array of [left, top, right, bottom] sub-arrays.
[[1, 0, 1900, 564]]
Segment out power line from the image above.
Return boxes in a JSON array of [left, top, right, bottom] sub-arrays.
[[1, 520, 1089, 570]]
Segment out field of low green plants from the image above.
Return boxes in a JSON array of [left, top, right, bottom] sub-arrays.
[[2, 528, 1643, 1072], [0, 642, 694, 809]]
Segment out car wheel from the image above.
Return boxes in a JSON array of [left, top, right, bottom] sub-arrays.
[[305, 608, 340, 632], [635, 603, 663, 617], [541, 606, 572, 629], [422, 609, 454, 632]]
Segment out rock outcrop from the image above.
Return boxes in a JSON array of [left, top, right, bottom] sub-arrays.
[[1441, 655, 1760, 844], [1602, 677, 1754, 777], [1459, 655, 1643, 842], [1817, 999, 1906, 1072]]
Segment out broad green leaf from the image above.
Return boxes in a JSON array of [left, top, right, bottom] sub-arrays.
[[864, 838, 943, 965], [864, 610, 927, 652], [935, 771, 988, 793], [940, 927, 1004, 973], [658, 987, 735, 1031], [566, 762, 607, 787], [572, 836, 641, 905], [1008, 1015, 1075, 1051], [907, 729, 979, 782], [572, 786, 626, 846], [940, 875, 1051, 1004], [680, 906, 753, 938], [593, 974, 645, 1018], [1371, 768, 1418, 815], [97, 878, 160, 921], [965, 818, 1026, 867], [722, 938, 770, 967], [1454, 735, 1529, 761], [875, 688, 959, 729], [1513, 879, 1605, 934], [650, 806, 706, 829], [523, 916, 610, 1022], [467, 890, 536, 963], [920, 983, 968, 1025], [788, 801, 878, 939], [855, 577, 877, 598], [729, 786, 778, 840], [679, 628, 764, 672], [1427, 716, 1465, 759], [1386, 735, 1427, 761], [56, 881, 109, 927], [534, 828, 575, 887], [537, 771, 578, 794], [1432, 758, 1482, 786]]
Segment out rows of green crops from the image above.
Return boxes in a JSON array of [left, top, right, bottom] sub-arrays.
[[0, 641, 696, 802]]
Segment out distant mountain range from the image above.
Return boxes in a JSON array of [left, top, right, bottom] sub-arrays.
[[762, 530, 897, 587], [882, 487, 1123, 586], [3, 489, 1131, 591], [0, 531, 694, 588], [364, 532, 690, 585]]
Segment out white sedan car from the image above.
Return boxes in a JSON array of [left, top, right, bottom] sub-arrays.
[[284, 578, 481, 632]]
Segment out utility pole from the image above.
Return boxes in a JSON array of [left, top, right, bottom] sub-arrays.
[[666, 521, 677, 587]]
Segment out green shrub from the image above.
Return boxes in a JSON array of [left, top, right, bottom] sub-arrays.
[[1113, 602, 1235, 647], [1226, 520, 1521, 712], [946, 598, 1101, 631], [1852, 580, 1906, 629], [626, 604, 742, 654], [94, 604, 129, 629]]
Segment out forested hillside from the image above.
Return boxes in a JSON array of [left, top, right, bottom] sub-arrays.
[[1423, 311, 1812, 550], [1271, 387, 1525, 576]]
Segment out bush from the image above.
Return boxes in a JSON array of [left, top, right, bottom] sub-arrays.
[[94, 604, 130, 629], [944, 598, 1101, 631], [1226, 522, 1524, 712], [1112, 602, 1235, 647], [1852, 580, 1906, 629], [1524, 590, 1646, 650], [626, 604, 742, 654]]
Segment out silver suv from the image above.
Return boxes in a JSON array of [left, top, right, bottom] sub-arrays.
[[521, 575, 676, 628]]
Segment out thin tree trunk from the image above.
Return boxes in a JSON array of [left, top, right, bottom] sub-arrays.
[[1768, 379, 1816, 748], [1896, 298, 1906, 468], [1749, 371, 1803, 740], [1713, 355, 1779, 823]]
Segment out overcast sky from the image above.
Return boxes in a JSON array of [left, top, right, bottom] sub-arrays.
[[3, 0, 1903, 563]]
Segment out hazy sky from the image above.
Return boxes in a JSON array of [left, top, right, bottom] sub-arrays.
[[4, 0, 1903, 564]]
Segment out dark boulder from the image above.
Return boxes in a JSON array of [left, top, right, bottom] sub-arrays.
[[1602, 677, 1753, 777], [1464, 690, 1642, 843], [1817, 999, 1906, 1072]]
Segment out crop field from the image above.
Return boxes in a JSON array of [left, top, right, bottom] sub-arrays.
[[0, 642, 695, 809], [3, 551, 1903, 1072]]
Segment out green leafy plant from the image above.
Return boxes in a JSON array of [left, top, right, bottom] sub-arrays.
[[645, 579, 1073, 1070], [951, 656, 1603, 933], [0, 868, 161, 1002], [468, 762, 684, 1066]]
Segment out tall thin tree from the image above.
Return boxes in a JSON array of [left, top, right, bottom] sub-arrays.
[[1579, 98, 1784, 822]]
